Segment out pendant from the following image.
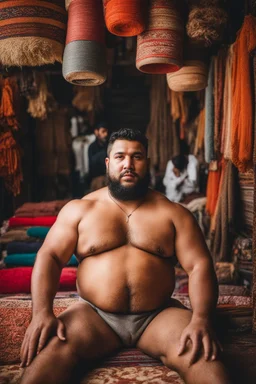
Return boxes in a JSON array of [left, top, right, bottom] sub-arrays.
[[126, 214, 132, 223]]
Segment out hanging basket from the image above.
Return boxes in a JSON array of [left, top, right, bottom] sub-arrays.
[[167, 60, 208, 92], [136, 0, 184, 74], [0, 0, 67, 66]]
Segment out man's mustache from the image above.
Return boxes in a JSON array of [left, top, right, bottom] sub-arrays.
[[120, 170, 138, 178]]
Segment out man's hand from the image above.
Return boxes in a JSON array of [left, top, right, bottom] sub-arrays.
[[177, 317, 223, 366], [20, 311, 66, 368]]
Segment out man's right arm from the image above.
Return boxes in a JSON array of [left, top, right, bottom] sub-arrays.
[[20, 200, 83, 367]]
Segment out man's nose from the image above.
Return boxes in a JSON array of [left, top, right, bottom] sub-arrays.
[[124, 157, 134, 169]]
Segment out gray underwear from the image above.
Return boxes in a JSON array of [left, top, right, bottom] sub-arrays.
[[79, 298, 163, 347]]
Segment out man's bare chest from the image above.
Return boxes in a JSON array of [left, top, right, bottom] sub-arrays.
[[76, 210, 175, 260]]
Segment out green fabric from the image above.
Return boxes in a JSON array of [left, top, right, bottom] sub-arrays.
[[4, 253, 78, 266], [27, 227, 50, 239]]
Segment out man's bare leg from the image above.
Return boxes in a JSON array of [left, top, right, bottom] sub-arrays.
[[137, 307, 231, 384], [20, 302, 122, 384]]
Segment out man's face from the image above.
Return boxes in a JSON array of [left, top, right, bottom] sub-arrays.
[[173, 167, 181, 178], [95, 127, 108, 143], [105, 140, 150, 200]]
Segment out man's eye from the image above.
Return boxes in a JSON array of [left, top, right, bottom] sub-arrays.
[[134, 156, 142, 160]]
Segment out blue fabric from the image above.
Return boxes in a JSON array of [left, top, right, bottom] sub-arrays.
[[7, 241, 43, 255]]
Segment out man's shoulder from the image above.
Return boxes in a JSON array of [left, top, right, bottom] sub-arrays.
[[150, 190, 193, 216]]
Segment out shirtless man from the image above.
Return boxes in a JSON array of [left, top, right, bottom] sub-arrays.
[[20, 129, 230, 384]]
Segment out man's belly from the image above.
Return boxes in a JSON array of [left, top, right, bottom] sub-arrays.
[[76, 247, 176, 313]]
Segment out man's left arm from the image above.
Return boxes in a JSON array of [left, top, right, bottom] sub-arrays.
[[173, 205, 221, 365]]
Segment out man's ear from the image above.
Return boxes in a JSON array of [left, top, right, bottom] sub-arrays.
[[105, 157, 109, 168]]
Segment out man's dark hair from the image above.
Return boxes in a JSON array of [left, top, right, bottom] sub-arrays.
[[94, 121, 108, 130], [107, 128, 148, 156], [172, 154, 188, 172]]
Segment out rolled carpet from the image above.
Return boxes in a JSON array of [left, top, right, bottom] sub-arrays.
[[0, 267, 77, 294], [6, 241, 43, 255], [136, 0, 184, 74], [3, 253, 78, 266], [103, 0, 147, 37], [9, 216, 57, 227], [0, 0, 67, 66], [63, 0, 107, 86], [27, 227, 50, 239]]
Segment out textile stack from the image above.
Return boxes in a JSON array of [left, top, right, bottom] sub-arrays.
[[0, 200, 78, 294], [239, 171, 254, 233], [233, 236, 253, 273]]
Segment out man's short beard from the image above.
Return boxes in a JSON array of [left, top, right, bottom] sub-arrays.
[[107, 171, 151, 201]]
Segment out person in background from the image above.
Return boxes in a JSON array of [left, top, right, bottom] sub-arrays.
[[163, 154, 189, 202], [163, 141, 199, 203], [88, 122, 109, 191]]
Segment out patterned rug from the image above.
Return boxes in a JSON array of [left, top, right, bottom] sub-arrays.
[[0, 291, 252, 383], [0, 363, 184, 384]]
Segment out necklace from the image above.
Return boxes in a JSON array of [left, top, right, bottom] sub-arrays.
[[108, 190, 144, 223]]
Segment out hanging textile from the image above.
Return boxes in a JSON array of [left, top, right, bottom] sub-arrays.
[[0, 77, 19, 131], [231, 15, 256, 172], [214, 47, 227, 154], [204, 56, 215, 163], [205, 163, 222, 216], [103, 0, 147, 37], [221, 45, 233, 160], [194, 107, 205, 155], [147, 75, 179, 172], [63, 0, 107, 86], [212, 161, 240, 262], [0, 131, 23, 196], [0, 0, 67, 66], [136, 0, 184, 74]]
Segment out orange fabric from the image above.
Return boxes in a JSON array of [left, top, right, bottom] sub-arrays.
[[0, 130, 23, 195], [206, 162, 222, 216], [231, 15, 256, 172], [103, 0, 146, 37], [0, 77, 19, 130]]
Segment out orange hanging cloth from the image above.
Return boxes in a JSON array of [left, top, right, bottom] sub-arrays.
[[231, 15, 256, 172], [0, 131, 23, 195], [0, 77, 19, 130], [206, 163, 222, 216], [103, 0, 147, 36]]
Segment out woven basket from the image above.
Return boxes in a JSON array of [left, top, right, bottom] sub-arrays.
[[167, 60, 208, 91], [136, 0, 184, 74], [0, 0, 67, 66]]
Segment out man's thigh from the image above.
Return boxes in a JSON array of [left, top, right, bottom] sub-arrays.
[[57, 302, 122, 360], [137, 306, 192, 367]]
